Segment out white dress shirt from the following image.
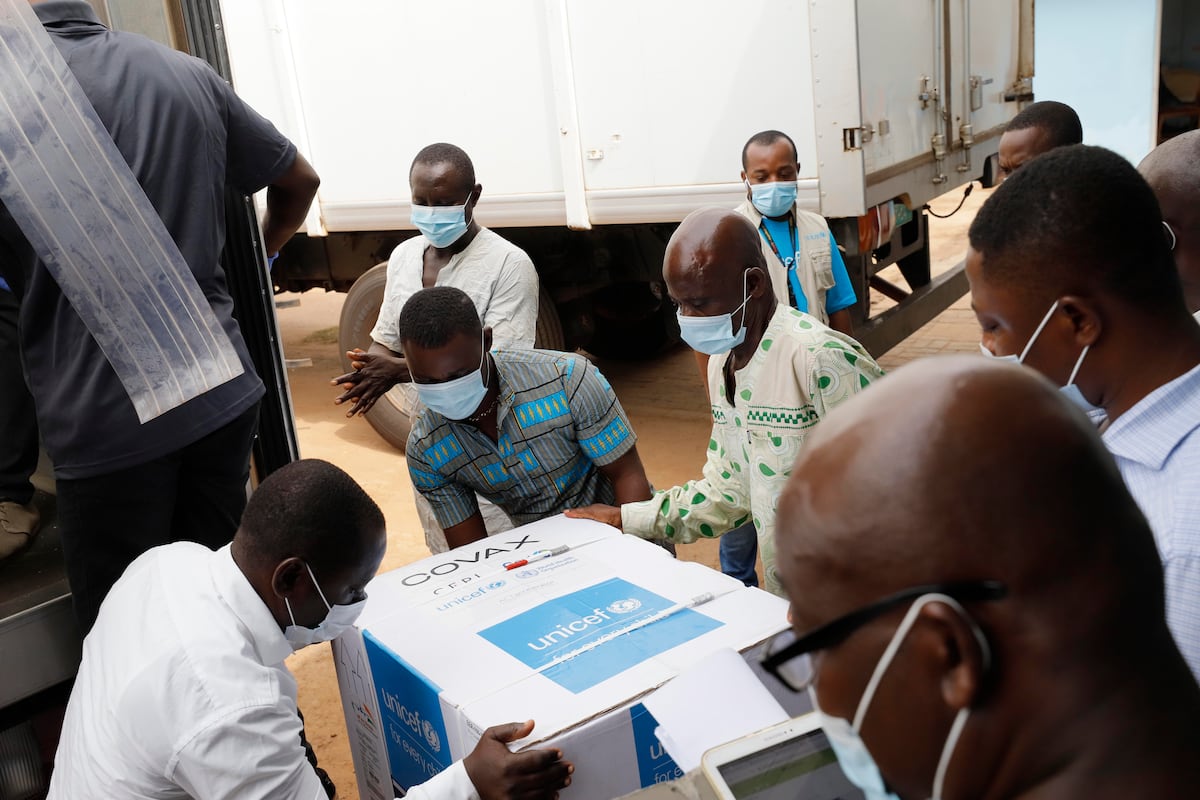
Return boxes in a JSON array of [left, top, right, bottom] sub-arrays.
[[1103, 362, 1200, 679], [48, 543, 477, 800], [370, 227, 539, 353]]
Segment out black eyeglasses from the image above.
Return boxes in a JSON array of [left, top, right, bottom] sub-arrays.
[[760, 581, 1007, 692]]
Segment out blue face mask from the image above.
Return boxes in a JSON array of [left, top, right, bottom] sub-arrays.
[[416, 332, 490, 420], [811, 594, 980, 800], [748, 180, 798, 219], [979, 300, 1101, 415], [411, 191, 473, 248], [677, 271, 750, 355]]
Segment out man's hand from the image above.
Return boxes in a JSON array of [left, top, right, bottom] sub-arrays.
[[331, 348, 410, 417], [463, 720, 573, 800], [563, 504, 623, 530]]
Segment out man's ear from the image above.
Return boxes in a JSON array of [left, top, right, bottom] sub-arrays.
[[919, 602, 989, 712], [1059, 295, 1102, 349], [483, 326, 494, 353], [746, 266, 769, 299], [272, 557, 307, 600]]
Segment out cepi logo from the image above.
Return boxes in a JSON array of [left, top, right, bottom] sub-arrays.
[[607, 598, 642, 614], [381, 688, 442, 753]]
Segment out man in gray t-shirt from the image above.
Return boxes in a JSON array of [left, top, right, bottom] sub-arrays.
[[0, 1, 319, 635]]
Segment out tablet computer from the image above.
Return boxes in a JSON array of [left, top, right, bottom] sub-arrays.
[[700, 714, 864, 800]]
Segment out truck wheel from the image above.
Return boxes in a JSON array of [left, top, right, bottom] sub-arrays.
[[337, 263, 413, 451], [534, 288, 565, 351], [338, 263, 565, 453]]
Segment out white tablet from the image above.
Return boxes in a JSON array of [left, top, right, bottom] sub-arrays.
[[700, 713, 865, 800]]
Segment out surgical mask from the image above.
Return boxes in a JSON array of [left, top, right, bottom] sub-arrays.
[[677, 271, 750, 355], [748, 180, 798, 219], [810, 594, 985, 800], [411, 191, 473, 248], [284, 562, 367, 652], [979, 300, 1100, 414], [416, 330, 490, 420]]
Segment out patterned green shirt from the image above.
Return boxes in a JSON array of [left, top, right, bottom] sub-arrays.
[[621, 305, 884, 595]]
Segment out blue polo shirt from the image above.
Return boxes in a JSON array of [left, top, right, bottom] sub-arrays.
[[0, 1, 294, 478], [759, 217, 857, 314]]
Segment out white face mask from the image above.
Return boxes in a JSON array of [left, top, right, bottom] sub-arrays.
[[979, 300, 1100, 414], [284, 562, 367, 652], [811, 594, 986, 800]]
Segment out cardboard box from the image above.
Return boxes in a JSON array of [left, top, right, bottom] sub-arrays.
[[333, 516, 788, 800]]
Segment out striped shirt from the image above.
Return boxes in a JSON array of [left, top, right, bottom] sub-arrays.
[[407, 349, 636, 529], [1103, 362, 1200, 679]]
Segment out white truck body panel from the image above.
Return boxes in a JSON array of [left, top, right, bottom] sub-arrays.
[[219, 0, 1024, 233]]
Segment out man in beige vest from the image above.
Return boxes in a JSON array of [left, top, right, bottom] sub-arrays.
[[707, 130, 860, 588], [736, 130, 857, 335]]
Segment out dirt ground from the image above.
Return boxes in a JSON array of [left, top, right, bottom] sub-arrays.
[[280, 187, 989, 798]]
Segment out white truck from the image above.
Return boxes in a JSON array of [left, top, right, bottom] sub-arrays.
[[219, 0, 1032, 448], [0, 0, 1030, 761]]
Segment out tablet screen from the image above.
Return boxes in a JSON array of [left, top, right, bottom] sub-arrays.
[[714, 729, 864, 800]]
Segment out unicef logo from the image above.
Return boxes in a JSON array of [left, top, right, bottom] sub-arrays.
[[607, 598, 642, 614], [486, 580, 506, 591], [423, 719, 442, 751]]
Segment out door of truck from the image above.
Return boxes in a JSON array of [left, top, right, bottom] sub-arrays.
[[0, 0, 298, 717], [812, 0, 1025, 218]]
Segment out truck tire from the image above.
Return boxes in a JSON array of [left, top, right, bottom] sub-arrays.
[[338, 262, 565, 452]]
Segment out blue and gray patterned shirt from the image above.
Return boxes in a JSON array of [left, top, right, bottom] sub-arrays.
[[406, 349, 636, 529]]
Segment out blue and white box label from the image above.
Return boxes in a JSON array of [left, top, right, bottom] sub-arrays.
[[478, 577, 724, 693]]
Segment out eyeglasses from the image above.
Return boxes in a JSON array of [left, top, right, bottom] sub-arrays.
[[760, 581, 1007, 692]]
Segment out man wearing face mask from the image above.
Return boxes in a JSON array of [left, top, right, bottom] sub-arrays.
[[333, 142, 539, 415], [706, 130, 860, 588], [967, 144, 1200, 678], [401, 287, 653, 551], [567, 209, 883, 596], [766, 356, 1200, 800], [48, 459, 573, 799], [736, 130, 857, 335], [333, 142, 539, 551]]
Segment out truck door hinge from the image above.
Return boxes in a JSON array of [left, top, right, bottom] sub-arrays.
[[843, 124, 875, 151]]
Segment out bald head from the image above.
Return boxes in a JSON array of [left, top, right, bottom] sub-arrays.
[[1139, 130, 1200, 192], [774, 358, 1199, 800], [665, 207, 765, 282], [1139, 131, 1200, 313], [664, 208, 775, 344], [777, 356, 1162, 647]]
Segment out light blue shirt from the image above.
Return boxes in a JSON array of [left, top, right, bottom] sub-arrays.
[[1103, 362, 1200, 678]]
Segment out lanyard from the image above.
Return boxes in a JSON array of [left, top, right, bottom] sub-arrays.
[[758, 214, 799, 270]]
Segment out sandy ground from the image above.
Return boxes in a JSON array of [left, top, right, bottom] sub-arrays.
[[280, 187, 989, 798]]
